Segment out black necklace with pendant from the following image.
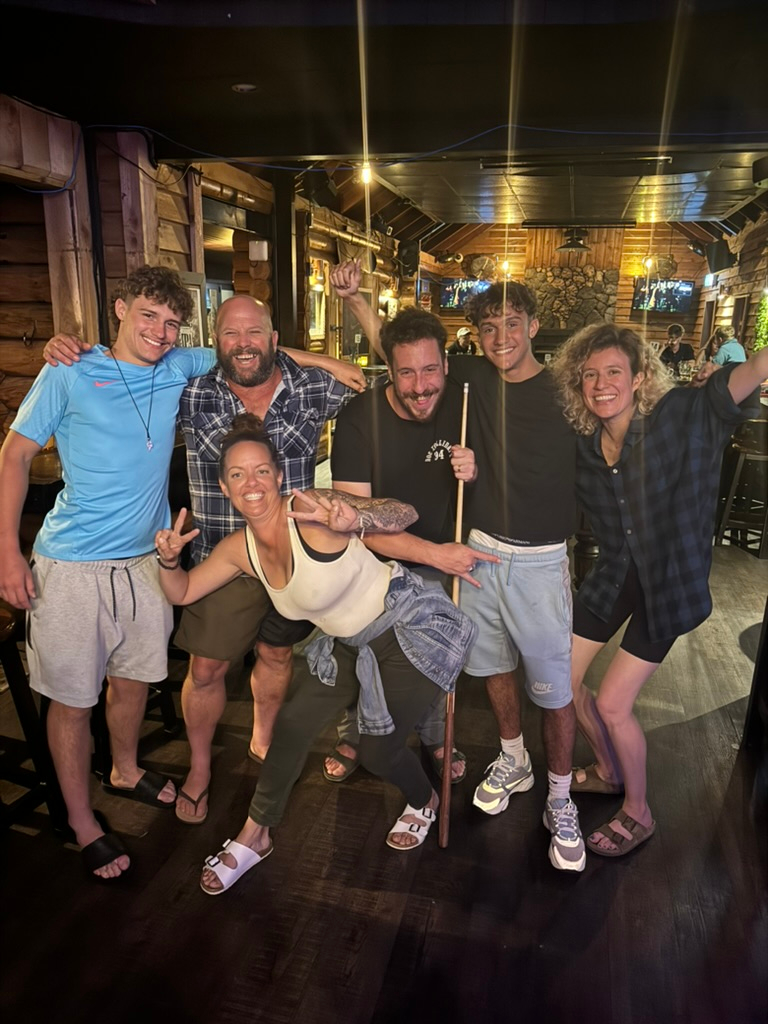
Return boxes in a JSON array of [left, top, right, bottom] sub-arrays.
[[112, 356, 157, 451]]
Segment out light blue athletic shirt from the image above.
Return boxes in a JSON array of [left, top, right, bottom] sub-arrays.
[[13, 344, 216, 561]]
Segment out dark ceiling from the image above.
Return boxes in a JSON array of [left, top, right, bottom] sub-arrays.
[[3, 0, 768, 247]]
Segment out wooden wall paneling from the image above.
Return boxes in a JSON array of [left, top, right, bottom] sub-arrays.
[[186, 169, 205, 274], [0, 303, 55, 340], [116, 131, 159, 271], [0, 190, 45, 224], [18, 103, 52, 181], [43, 118, 99, 340], [0, 96, 69, 188], [0, 224, 49, 264], [0, 266, 50, 302], [0, 375, 35, 410], [0, 340, 47, 377], [0, 95, 24, 176], [201, 162, 274, 214], [156, 188, 189, 225]]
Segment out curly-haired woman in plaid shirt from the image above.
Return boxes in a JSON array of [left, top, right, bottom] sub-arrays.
[[552, 324, 767, 857]]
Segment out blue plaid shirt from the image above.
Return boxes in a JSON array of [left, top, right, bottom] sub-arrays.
[[576, 365, 747, 642], [179, 350, 352, 562]]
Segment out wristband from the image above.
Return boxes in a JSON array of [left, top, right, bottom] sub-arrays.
[[155, 551, 180, 570]]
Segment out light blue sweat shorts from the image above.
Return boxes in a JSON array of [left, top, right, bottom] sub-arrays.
[[459, 530, 573, 710]]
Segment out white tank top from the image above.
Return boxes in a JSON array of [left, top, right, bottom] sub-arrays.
[[244, 514, 392, 637]]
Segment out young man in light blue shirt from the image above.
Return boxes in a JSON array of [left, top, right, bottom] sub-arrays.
[[0, 266, 216, 880]]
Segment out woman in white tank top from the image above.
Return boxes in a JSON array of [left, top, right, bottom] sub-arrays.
[[156, 414, 476, 895]]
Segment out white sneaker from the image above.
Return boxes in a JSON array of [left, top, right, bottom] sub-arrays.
[[543, 797, 586, 872], [472, 750, 534, 815]]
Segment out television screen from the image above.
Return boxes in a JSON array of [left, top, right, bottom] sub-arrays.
[[439, 278, 492, 310], [632, 278, 695, 314]]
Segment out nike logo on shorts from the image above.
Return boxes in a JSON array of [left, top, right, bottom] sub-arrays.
[[532, 680, 554, 694]]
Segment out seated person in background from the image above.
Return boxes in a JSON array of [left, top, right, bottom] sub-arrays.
[[155, 414, 477, 895], [659, 323, 694, 375], [712, 326, 747, 365], [0, 266, 217, 879], [447, 326, 477, 356], [696, 332, 721, 366]]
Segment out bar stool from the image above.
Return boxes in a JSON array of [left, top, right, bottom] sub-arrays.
[[715, 419, 768, 559], [0, 602, 68, 831]]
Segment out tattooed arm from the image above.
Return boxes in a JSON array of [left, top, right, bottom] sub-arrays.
[[288, 488, 418, 533]]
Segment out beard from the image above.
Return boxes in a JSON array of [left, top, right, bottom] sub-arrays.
[[218, 345, 276, 387], [392, 383, 444, 422]]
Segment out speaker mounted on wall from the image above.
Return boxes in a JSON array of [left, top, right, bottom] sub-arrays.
[[705, 240, 737, 274], [398, 240, 420, 277]]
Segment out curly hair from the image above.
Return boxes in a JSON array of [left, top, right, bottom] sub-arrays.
[[380, 307, 446, 363], [218, 413, 281, 480], [109, 265, 194, 336], [463, 280, 537, 326], [550, 322, 673, 435]]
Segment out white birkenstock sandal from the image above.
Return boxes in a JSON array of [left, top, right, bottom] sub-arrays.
[[385, 803, 437, 851], [200, 838, 273, 895]]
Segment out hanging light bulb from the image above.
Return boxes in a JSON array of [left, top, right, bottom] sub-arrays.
[[361, 163, 372, 185]]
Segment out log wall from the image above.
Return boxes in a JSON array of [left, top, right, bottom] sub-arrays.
[[0, 97, 97, 442], [0, 187, 51, 439]]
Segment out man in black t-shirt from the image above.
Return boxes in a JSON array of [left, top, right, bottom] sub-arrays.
[[660, 323, 694, 375], [327, 263, 496, 787], [336, 267, 585, 871]]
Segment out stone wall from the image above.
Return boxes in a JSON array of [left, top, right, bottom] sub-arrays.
[[525, 265, 619, 329]]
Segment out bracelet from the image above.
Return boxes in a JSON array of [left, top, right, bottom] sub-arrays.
[[155, 551, 180, 570]]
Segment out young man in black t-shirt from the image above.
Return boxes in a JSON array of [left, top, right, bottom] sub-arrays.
[[453, 281, 583, 870]]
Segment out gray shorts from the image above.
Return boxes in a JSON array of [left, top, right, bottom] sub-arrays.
[[459, 531, 573, 709], [27, 552, 173, 708]]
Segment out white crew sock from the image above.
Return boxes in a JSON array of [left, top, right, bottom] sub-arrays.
[[500, 734, 525, 762], [547, 769, 572, 803]]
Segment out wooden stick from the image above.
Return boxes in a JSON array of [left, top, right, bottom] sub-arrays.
[[438, 381, 469, 849]]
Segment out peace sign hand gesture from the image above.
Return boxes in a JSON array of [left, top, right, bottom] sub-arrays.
[[154, 508, 200, 567], [288, 488, 361, 533]]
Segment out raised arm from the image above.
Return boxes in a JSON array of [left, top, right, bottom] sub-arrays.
[[329, 260, 386, 363], [726, 347, 768, 405], [0, 432, 43, 608]]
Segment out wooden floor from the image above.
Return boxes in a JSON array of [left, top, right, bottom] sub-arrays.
[[1, 544, 766, 1024]]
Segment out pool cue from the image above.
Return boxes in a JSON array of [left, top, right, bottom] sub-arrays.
[[438, 380, 469, 849]]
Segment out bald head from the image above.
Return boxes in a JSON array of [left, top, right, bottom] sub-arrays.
[[215, 295, 273, 335], [215, 294, 278, 387]]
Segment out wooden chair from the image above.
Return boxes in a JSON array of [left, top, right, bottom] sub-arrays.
[[715, 419, 768, 559], [0, 603, 68, 831]]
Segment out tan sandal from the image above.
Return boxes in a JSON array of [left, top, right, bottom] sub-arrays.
[[587, 809, 655, 857], [571, 763, 623, 795]]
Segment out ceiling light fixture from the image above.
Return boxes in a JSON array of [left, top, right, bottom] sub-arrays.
[[556, 228, 591, 252]]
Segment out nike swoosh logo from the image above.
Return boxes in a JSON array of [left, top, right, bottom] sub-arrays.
[[94, 381, 115, 387]]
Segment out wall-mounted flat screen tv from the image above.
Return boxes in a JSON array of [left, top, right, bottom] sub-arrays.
[[439, 278, 492, 310], [632, 278, 696, 314]]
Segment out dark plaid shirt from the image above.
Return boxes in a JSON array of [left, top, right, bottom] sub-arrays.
[[576, 365, 747, 642], [179, 350, 352, 562]]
